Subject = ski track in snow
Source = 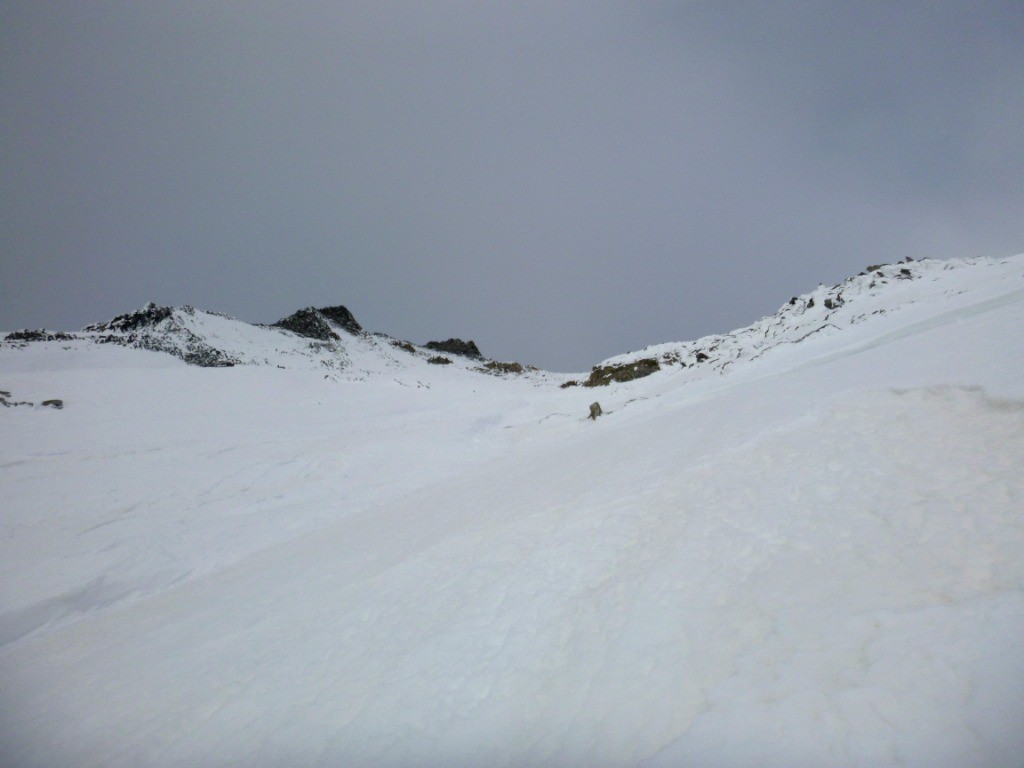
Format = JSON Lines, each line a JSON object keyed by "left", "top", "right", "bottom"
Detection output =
{"left": 1, "top": 255, "right": 1023, "bottom": 767}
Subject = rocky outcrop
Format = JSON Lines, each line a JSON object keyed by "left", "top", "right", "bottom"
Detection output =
{"left": 390, "top": 340, "right": 418, "bottom": 354}
{"left": 107, "top": 331, "right": 238, "bottom": 367}
{"left": 85, "top": 304, "right": 239, "bottom": 367}
{"left": 272, "top": 309, "right": 340, "bottom": 341}
{"left": 584, "top": 358, "right": 661, "bottom": 387}
{"left": 317, "top": 306, "right": 362, "bottom": 336}
{"left": 425, "top": 338, "right": 482, "bottom": 359}
{"left": 272, "top": 305, "right": 363, "bottom": 341}
{"left": 0, "top": 390, "right": 21, "bottom": 407}
{"left": 84, "top": 302, "right": 173, "bottom": 333}
{"left": 4, "top": 330, "right": 76, "bottom": 343}
{"left": 477, "top": 361, "right": 525, "bottom": 375}
{"left": 0, "top": 390, "right": 64, "bottom": 409}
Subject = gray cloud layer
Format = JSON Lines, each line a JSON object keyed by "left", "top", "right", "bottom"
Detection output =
{"left": 3, "top": 2, "right": 1022, "bottom": 370}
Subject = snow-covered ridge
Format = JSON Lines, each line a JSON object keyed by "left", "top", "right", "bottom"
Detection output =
{"left": 4, "top": 255, "right": 1022, "bottom": 385}
{"left": 593, "top": 254, "right": 1023, "bottom": 385}
{"left": 3, "top": 301, "right": 540, "bottom": 383}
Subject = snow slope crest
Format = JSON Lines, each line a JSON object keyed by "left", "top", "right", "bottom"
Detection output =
{"left": 593, "top": 255, "right": 1024, "bottom": 387}
{"left": 4, "top": 255, "right": 1021, "bottom": 384}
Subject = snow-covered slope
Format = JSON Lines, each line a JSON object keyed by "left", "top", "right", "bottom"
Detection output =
{"left": 588, "top": 255, "right": 1023, "bottom": 387}
{"left": 1, "top": 254, "right": 1022, "bottom": 767}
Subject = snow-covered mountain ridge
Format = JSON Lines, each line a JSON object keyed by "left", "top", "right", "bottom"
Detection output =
{"left": 5, "top": 255, "right": 1021, "bottom": 387}
{"left": 594, "top": 254, "right": 1023, "bottom": 384}
{"left": 4, "top": 301, "right": 533, "bottom": 383}
{"left": 2, "top": 253, "right": 1023, "bottom": 767}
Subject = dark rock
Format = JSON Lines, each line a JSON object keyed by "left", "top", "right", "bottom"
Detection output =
{"left": 392, "top": 340, "right": 417, "bottom": 354}
{"left": 560, "top": 380, "right": 579, "bottom": 388}
{"left": 85, "top": 302, "right": 173, "bottom": 333}
{"left": 316, "top": 305, "right": 362, "bottom": 336}
{"left": 807, "top": 298, "right": 815, "bottom": 308}
{"left": 271, "top": 305, "right": 361, "bottom": 340}
{"left": 5, "top": 330, "right": 76, "bottom": 342}
{"left": 153, "top": 337, "right": 236, "bottom": 367}
{"left": 110, "top": 333, "right": 237, "bottom": 367}
{"left": 695, "top": 352, "right": 709, "bottom": 363}
{"left": 1, "top": 390, "right": 33, "bottom": 407}
{"left": 584, "top": 358, "right": 660, "bottom": 387}
{"left": 427, "top": 355, "right": 452, "bottom": 365}
{"left": 824, "top": 294, "right": 844, "bottom": 309}
{"left": 41, "top": 399, "right": 63, "bottom": 409}
{"left": 866, "top": 263, "right": 887, "bottom": 272}
{"left": 272, "top": 308, "right": 340, "bottom": 341}
{"left": 425, "top": 338, "right": 482, "bottom": 359}
{"left": 479, "top": 361, "right": 524, "bottom": 375}
{"left": 88, "top": 306, "right": 240, "bottom": 367}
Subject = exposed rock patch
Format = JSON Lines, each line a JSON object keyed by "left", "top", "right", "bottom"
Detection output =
{"left": 4, "top": 330, "right": 76, "bottom": 343}
{"left": 584, "top": 358, "right": 660, "bottom": 387}
{"left": 391, "top": 340, "right": 418, "bottom": 355}
{"left": 85, "top": 303, "right": 173, "bottom": 333}
{"left": 0, "top": 390, "right": 64, "bottom": 409}
{"left": 272, "top": 305, "right": 363, "bottom": 342}
{"left": 0, "top": 390, "right": 30, "bottom": 407}
{"left": 477, "top": 361, "right": 525, "bottom": 376}
{"left": 272, "top": 309, "right": 341, "bottom": 341}
{"left": 425, "top": 338, "right": 482, "bottom": 359}
{"left": 317, "top": 306, "right": 362, "bottom": 336}
{"left": 86, "top": 305, "right": 240, "bottom": 367}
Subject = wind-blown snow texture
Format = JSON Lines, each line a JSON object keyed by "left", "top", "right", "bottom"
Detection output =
{"left": 2, "top": 256, "right": 1023, "bottom": 767}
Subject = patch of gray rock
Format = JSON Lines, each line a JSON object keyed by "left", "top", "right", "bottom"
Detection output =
{"left": 1, "top": 390, "right": 63, "bottom": 409}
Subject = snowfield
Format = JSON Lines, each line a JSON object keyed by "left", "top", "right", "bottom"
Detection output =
{"left": 1, "top": 256, "right": 1023, "bottom": 767}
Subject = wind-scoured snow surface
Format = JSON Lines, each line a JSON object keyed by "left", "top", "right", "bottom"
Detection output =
{"left": 2, "top": 256, "right": 1023, "bottom": 767}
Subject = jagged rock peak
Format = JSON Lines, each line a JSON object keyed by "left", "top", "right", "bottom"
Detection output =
{"left": 316, "top": 306, "right": 362, "bottom": 336}
{"left": 84, "top": 302, "right": 181, "bottom": 333}
{"left": 272, "top": 309, "right": 338, "bottom": 341}
{"left": 76, "top": 303, "right": 238, "bottom": 368}
{"left": 272, "top": 305, "right": 362, "bottom": 341}
{"left": 425, "top": 338, "right": 483, "bottom": 359}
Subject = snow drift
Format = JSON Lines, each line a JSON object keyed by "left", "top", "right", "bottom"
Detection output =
{"left": 1, "top": 255, "right": 1023, "bottom": 767}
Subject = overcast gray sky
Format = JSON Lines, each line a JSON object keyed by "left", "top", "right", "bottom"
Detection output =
{"left": 2, "top": 1, "right": 1022, "bottom": 371}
